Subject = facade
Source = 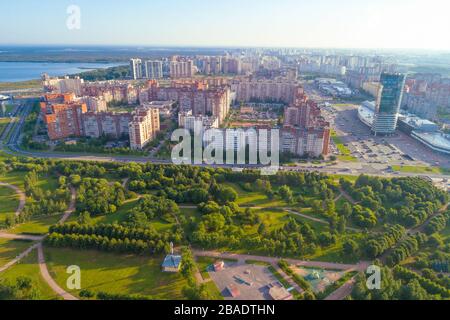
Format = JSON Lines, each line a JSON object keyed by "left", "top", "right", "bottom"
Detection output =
{"left": 130, "top": 58, "right": 143, "bottom": 80}
{"left": 82, "top": 81, "right": 138, "bottom": 105}
{"left": 281, "top": 89, "right": 331, "bottom": 157}
{"left": 82, "top": 112, "right": 132, "bottom": 138}
{"left": 144, "top": 80, "right": 231, "bottom": 125}
{"left": 129, "top": 106, "right": 160, "bottom": 150}
{"left": 42, "top": 74, "right": 84, "bottom": 96}
{"left": 144, "top": 60, "right": 163, "bottom": 79}
{"left": 235, "top": 78, "right": 301, "bottom": 104}
{"left": 43, "top": 103, "right": 87, "bottom": 140}
{"left": 78, "top": 96, "right": 107, "bottom": 113}
{"left": 372, "top": 73, "right": 406, "bottom": 136}
{"left": 169, "top": 57, "right": 194, "bottom": 78}
{"left": 178, "top": 111, "right": 219, "bottom": 133}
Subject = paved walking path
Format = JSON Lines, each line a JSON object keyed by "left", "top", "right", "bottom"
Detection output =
{"left": 0, "top": 182, "right": 26, "bottom": 217}
{"left": 37, "top": 243, "right": 78, "bottom": 300}
{"left": 0, "top": 243, "right": 39, "bottom": 273}
{"left": 324, "top": 276, "right": 357, "bottom": 300}
{"left": 0, "top": 185, "right": 79, "bottom": 300}
{"left": 0, "top": 232, "right": 44, "bottom": 241}
{"left": 58, "top": 186, "right": 77, "bottom": 224}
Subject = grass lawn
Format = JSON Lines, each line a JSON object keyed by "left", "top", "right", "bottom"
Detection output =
{"left": 0, "top": 185, "right": 19, "bottom": 223}
{"left": 304, "top": 233, "right": 366, "bottom": 264}
{"left": 0, "top": 238, "right": 34, "bottom": 267}
{"left": 0, "top": 80, "right": 41, "bottom": 91}
{"left": 391, "top": 165, "right": 450, "bottom": 175}
{"left": 44, "top": 247, "right": 188, "bottom": 299}
{"left": 0, "top": 171, "right": 27, "bottom": 190}
{"left": 0, "top": 249, "right": 58, "bottom": 300}
{"left": 225, "top": 182, "right": 288, "bottom": 208}
{"left": 331, "top": 130, "right": 357, "bottom": 162}
{"left": 196, "top": 256, "right": 215, "bottom": 280}
{"left": 92, "top": 198, "right": 140, "bottom": 225}
{"left": 7, "top": 214, "right": 63, "bottom": 235}
{"left": 202, "top": 281, "right": 223, "bottom": 300}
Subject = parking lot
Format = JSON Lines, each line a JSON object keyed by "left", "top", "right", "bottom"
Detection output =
{"left": 323, "top": 103, "right": 450, "bottom": 168}
{"left": 208, "top": 262, "right": 280, "bottom": 300}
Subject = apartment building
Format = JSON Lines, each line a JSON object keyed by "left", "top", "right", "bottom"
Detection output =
{"left": 235, "top": 78, "right": 301, "bottom": 104}
{"left": 143, "top": 80, "right": 231, "bottom": 125}
{"left": 82, "top": 112, "right": 132, "bottom": 138}
{"left": 130, "top": 58, "right": 143, "bottom": 80}
{"left": 281, "top": 90, "right": 331, "bottom": 157}
{"left": 129, "top": 106, "right": 161, "bottom": 150}
{"left": 144, "top": 60, "right": 163, "bottom": 79}
{"left": 169, "top": 57, "right": 194, "bottom": 78}
{"left": 43, "top": 102, "right": 87, "bottom": 140}
{"left": 42, "top": 74, "right": 84, "bottom": 96}
{"left": 78, "top": 96, "right": 108, "bottom": 113}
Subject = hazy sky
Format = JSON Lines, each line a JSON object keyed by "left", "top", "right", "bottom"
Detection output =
{"left": 1, "top": 0, "right": 449, "bottom": 50}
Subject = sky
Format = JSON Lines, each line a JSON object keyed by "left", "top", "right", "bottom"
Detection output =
{"left": 1, "top": 0, "right": 449, "bottom": 50}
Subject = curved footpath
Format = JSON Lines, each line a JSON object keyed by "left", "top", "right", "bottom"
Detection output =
{"left": 0, "top": 184, "right": 79, "bottom": 300}
{"left": 0, "top": 182, "right": 26, "bottom": 217}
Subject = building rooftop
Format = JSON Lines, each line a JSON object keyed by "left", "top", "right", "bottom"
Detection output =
{"left": 412, "top": 131, "right": 450, "bottom": 151}
{"left": 162, "top": 255, "right": 182, "bottom": 269}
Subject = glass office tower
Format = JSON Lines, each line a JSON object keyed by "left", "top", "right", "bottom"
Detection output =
{"left": 372, "top": 73, "right": 406, "bottom": 136}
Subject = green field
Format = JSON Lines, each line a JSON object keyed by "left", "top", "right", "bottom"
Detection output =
{"left": 0, "top": 238, "right": 34, "bottom": 267}
{"left": 0, "top": 80, "right": 41, "bottom": 91}
{"left": 44, "top": 247, "right": 188, "bottom": 299}
{"left": 7, "top": 214, "right": 64, "bottom": 235}
{"left": 0, "top": 186, "right": 19, "bottom": 222}
{"left": 331, "top": 130, "right": 357, "bottom": 162}
{"left": 0, "top": 249, "right": 58, "bottom": 300}
{"left": 391, "top": 165, "right": 450, "bottom": 175}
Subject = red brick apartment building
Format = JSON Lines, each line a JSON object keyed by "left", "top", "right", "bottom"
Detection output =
{"left": 41, "top": 94, "right": 87, "bottom": 140}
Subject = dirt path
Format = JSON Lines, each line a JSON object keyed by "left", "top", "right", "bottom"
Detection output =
{"left": 0, "top": 182, "right": 26, "bottom": 217}
{"left": 284, "top": 209, "right": 361, "bottom": 232}
{"left": 37, "top": 243, "right": 78, "bottom": 300}
{"left": 58, "top": 186, "right": 76, "bottom": 224}
{"left": 0, "top": 232, "right": 44, "bottom": 241}
{"left": 0, "top": 243, "right": 39, "bottom": 273}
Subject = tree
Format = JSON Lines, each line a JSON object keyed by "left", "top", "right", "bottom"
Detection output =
{"left": 279, "top": 185, "right": 294, "bottom": 204}
{"left": 77, "top": 211, "right": 92, "bottom": 225}
{"left": 213, "top": 186, "right": 237, "bottom": 205}
{"left": 343, "top": 239, "right": 359, "bottom": 257}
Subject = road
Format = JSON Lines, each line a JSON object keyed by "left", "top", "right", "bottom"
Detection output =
{"left": 3, "top": 103, "right": 450, "bottom": 183}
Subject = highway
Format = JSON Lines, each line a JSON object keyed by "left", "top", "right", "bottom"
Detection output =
{"left": 2, "top": 102, "right": 450, "bottom": 183}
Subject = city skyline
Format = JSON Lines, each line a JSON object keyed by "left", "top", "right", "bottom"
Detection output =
{"left": 1, "top": 0, "right": 450, "bottom": 51}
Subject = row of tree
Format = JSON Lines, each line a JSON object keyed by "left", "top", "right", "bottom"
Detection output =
{"left": 364, "top": 224, "right": 406, "bottom": 258}
{"left": 46, "top": 232, "right": 171, "bottom": 255}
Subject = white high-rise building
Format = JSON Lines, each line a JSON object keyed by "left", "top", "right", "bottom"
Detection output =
{"left": 130, "top": 58, "right": 143, "bottom": 80}
{"left": 145, "top": 61, "right": 163, "bottom": 79}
